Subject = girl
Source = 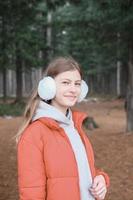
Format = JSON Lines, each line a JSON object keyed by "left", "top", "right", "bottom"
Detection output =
{"left": 17, "top": 57, "right": 109, "bottom": 200}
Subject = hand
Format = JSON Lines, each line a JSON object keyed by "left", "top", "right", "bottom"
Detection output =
{"left": 89, "top": 175, "right": 107, "bottom": 200}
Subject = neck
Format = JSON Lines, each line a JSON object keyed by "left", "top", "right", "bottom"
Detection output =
{"left": 50, "top": 101, "right": 68, "bottom": 115}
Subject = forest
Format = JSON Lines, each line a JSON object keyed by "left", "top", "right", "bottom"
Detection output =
{"left": 0, "top": 1, "right": 133, "bottom": 200}
{"left": 1, "top": 0, "right": 133, "bottom": 131}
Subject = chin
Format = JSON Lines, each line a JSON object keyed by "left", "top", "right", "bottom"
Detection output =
{"left": 65, "top": 101, "right": 77, "bottom": 107}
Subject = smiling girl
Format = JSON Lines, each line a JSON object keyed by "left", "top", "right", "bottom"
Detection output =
{"left": 17, "top": 57, "right": 109, "bottom": 200}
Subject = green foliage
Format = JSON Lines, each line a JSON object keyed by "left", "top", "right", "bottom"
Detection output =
{"left": 52, "top": 1, "right": 113, "bottom": 71}
{"left": 52, "top": 0, "right": 133, "bottom": 76}
{"left": 0, "top": 102, "right": 25, "bottom": 116}
{"left": 0, "top": 0, "right": 133, "bottom": 73}
{"left": 0, "top": 0, "right": 44, "bottom": 71}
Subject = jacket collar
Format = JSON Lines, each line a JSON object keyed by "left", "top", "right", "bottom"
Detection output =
{"left": 38, "top": 110, "right": 88, "bottom": 131}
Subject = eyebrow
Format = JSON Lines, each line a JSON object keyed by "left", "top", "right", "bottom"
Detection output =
{"left": 61, "top": 78, "right": 81, "bottom": 82}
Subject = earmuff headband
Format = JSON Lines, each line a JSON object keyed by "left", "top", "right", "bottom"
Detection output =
{"left": 38, "top": 76, "right": 89, "bottom": 102}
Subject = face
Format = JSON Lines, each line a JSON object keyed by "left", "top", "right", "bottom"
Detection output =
{"left": 51, "top": 70, "right": 81, "bottom": 114}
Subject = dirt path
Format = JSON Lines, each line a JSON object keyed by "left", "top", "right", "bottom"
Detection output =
{"left": 0, "top": 99, "right": 132, "bottom": 200}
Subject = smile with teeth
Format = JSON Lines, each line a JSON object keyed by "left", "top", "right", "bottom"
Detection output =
{"left": 64, "top": 95, "right": 77, "bottom": 100}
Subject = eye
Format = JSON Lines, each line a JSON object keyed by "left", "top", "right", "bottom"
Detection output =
{"left": 62, "top": 81, "right": 70, "bottom": 85}
{"left": 75, "top": 82, "right": 81, "bottom": 86}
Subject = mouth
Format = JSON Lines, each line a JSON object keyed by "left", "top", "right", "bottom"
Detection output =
{"left": 64, "top": 95, "right": 77, "bottom": 101}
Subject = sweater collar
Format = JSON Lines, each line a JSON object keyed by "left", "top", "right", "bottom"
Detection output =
{"left": 32, "top": 100, "right": 72, "bottom": 125}
{"left": 33, "top": 100, "right": 88, "bottom": 130}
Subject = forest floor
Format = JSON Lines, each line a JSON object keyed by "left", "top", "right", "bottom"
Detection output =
{"left": 0, "top": 98, "right": 132, "bottom": 200}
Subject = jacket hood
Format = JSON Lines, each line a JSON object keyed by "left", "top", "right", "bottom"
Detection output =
{"left": 32, "top": 100, "right": 88, "bottom": 129}
{"left": 33, "top": 100, "right": 73, "bottom": 125}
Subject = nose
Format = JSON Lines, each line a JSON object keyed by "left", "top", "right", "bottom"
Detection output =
{"left": 69, "top": 83, "right": 77, "bottom": 93}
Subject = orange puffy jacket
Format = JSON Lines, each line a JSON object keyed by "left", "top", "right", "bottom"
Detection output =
{"left": 17, "top": 110, "right": 109, "bottom": 200}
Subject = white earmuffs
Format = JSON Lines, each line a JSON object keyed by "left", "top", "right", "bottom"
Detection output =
{"left": 77, "top": 79, "right": 89, "bottom": 102}
{"left": 38, "top": 76, "right": 89, "bottom": 102}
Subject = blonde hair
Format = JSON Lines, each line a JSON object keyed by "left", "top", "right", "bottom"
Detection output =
{"left": 16, "top": 88, "right": 40, "bottom": 142}
{"left": 16, "top": 56, "right": 82, "bottom": 142}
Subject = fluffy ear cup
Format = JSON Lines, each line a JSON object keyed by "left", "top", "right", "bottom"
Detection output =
{"left": 77, "top": 80, "right": 89, "bottom": 102}
{"left": 38, "top": 76, "right": 56, "bottom": 100}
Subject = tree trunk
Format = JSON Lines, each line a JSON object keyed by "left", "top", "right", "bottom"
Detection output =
{"left": 126, "top": 41, "right": 133, "bottom": 132}
{"left": 117, "top": 61, "right": 121, "bottom": 97}
{"left": 46, "top": 10, "right": 53, "bottom": 62}
{"left": 121, "top": 64, "right": 128, "bottom": 97}
{"left": 41, "top": 10, "right": 53, "bottom": 69}
{"left": 1, "top": 16, "right": 7, "bottom": 102}
{"left": 2, "top": 67, "right": 7, "bottom": 102}
{"left": 15, "top": 46, "right": 23, "bottom": 102}
{"left": 116, "top": 32, "right": 121, "bottom": 97}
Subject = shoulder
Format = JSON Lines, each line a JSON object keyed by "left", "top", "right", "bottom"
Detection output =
{"left": 72, "top": 109, "right": 88, "bottom": 126}
{"left": 18, "top": 120, "right": 50, "bottom": 147}
{"left": 72, "top": 109, "right": 88, "bottom": 118}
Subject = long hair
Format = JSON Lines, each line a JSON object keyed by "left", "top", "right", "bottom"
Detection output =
{"left": 16, "top": 56, "right": 82, "bottom": 142}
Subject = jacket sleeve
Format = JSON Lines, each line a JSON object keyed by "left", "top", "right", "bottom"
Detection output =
{"left": 17, "top": 129, "right": 46, "bottom": 200}
{"left": 82, "top": 131, "right": 110, "bottom": 188}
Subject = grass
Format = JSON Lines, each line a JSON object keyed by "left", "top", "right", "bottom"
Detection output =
{"left": 0, "top": 95, "right": 123, "bottom": 117}
{"left": 0, "top": 102, "right": 25, "bottom": 116}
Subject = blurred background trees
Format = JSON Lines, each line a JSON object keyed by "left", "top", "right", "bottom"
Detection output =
{"left": 0, "top": 0, "right": 133, "bottom": 131}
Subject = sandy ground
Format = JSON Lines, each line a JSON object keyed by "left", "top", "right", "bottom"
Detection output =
{"left": 0, "top": 99, "right": 132, "bottom": 200}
